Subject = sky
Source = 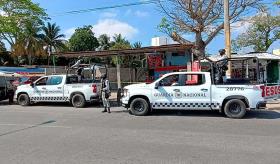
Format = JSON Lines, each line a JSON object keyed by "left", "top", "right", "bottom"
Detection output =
{"left": 32, "top": 0, "right": 279, "bottom": 55}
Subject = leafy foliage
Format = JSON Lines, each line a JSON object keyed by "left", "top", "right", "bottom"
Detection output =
{"left": 42, "top": 22, "right": 66, "bottom": 65}
{"left": 233, "top": 11, "right": 280, "bottom": 52}
{"left": 110, "top": 34, "right": 131, "bottom": 50}
{"left": 0, "top": 0, "right": 47, "bottom": 46}
{"left": 0, "top": 41, "right": 12, "bottom": 65}
{"left": 42, "top": 22, "right": 66, "bottom": 53}
{"left": 98, "top": 34, "right": 111, "bottom": 51}
{"left": 69, "top": 25, "right": 99, "bottom": 52}
{"left": 132, "top": 42, "right": 142, "bottom": 49}
{"left": 0, "top": 41, "right": 5, "bottom": 52}
{"left": 110, "top": 34, "right": 131, "bottom": 67}
{"left": 12, "top": 22, "right": 45, "bottom": 65}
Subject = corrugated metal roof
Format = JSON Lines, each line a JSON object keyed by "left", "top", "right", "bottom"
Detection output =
{"left": 202, "top": 53, "right": 280, "bottom": 62}
{"left": 232, "top": 53, "right": 280, "bottom": 60}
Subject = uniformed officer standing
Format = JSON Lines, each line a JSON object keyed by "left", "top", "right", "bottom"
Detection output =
{"left": 101, "top": 74, "right": 111, "bottom": 113}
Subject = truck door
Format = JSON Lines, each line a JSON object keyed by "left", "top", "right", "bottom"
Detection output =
{"left": 32, "top": 77, "right": 48, "bottom": 101}
{"left": 45, "top": 76, "right": 64, "bottom": 101}
{"left": 152, "top": 73, "right": 211, "bottom": 110}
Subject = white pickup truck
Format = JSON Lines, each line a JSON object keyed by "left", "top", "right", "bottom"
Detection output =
{"left": 15, "top": 74, "right": 101, "bottom": 108}
{"left": 121, "top": 72, "right": 267, "bottom": 118}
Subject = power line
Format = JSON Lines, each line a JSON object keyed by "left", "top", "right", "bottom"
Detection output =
{"left": 51, "top": 1, "right": 156, "bottom": 17}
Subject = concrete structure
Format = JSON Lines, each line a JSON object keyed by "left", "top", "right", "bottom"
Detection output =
{"left": 151, "top": 37, "right": 169, "bottom": 46}
{"left": 273, "top": 49, "right": 280, "bottom": 55}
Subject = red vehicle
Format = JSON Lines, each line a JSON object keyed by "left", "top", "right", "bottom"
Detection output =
{"left": 12, "top": 76, "right": 41, "bottom": 88}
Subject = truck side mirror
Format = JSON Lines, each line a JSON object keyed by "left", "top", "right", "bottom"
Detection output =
{"left": 155, "top": 82, "right": 159, "bottom": 89}
{"left": 30, "top": 83, "right": 34, "bottom": 88}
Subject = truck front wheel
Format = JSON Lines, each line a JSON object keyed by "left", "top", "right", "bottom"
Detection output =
{"left": 71, "top": 94, "right": 86, "bottom": 108}
{"left": 224, "top": 99, "right": 246, "bottom": 119}
{"left": 18, "top": 94, "right": 30, "bottom": 106}
{"left": 130, "top": 98, "right": 149, "bottom": 116}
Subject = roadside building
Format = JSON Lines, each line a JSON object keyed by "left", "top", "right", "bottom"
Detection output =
{"left": 57, "top": 38, "right": 195, "bottom": 88}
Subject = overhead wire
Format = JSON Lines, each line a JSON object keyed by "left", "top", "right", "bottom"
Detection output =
{"left": 50, "top": 0, "right": 157, "bottom": 17}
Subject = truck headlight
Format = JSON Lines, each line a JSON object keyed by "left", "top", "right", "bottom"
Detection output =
{"left": 123, "top": 89, "right": 128, "bottom": 97}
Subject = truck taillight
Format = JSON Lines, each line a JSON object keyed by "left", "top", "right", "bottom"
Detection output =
{"left": 253, "top": 85, "right": 261, "bottom": 90}
{"left": 92, "top": 84, "right": 97, "bottom": 93}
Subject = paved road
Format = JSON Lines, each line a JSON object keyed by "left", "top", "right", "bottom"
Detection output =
{"left": 0, "top": 102, "right": 280, "bottom": 164}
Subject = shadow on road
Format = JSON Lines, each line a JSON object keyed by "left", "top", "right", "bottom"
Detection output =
{"left": 151, "top": 110, "right": 222, "bottom": 118}
{"left": 14, "top": 101, "right": 120, "bottom": 108}
{"left": 245, "top": 111, "right": 280, "bottom": 119}
{"left": 149, "top": 110, "right": 280, "bottom": 119}
{"left": 0, "top": 120, "right": 56, "bottom": 137}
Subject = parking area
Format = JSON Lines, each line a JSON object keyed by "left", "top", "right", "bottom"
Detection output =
{"left": 0, "top": 102, "right": 280, "bottom": 164}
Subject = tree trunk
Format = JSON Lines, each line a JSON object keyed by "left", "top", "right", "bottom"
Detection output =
{"left": 47, "top": 46, "right": 52, "bottom": 66}
{"left": 28, "top": 54, "right": 32, "bottom": 65}
{"left": 194, "top": 32, "right": 206, "bottom": 58}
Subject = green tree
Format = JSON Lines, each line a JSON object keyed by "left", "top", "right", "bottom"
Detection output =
{"left": 233, "top": 11, "right": 280, "bottom": 52}
{"left": 98, "top": 34, "right": 111, "bottom": 50}
{"left": 132, "top": 41, "right": 142, "bottom": 49}
{"left": 157, "top": 0, "right": 261, "bottom": 57}
{"left": 110, "top": 34, "right": 131, "bottom": 50}
{"left": 12, "top": 23, "right": 45, "bottom": 65}
{"left": 0, "top": 0, "right": 46, "bottom": 47}
{"left": 0, "top": 41, "right": 5, "bottom": 52}
{"left": 69, "top": 25, "right": 99, "bottom": 51}
{"left": 0, "top": 41, "right": 11, "bottom": 65}
{"left": 110, "top": 34, "right": 131, "bottom": 67}
{"left": 42, "top": 22, "right": 66, "bottom": 65}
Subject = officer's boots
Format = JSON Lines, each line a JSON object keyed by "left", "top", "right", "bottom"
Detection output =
{"left": 107, "top": 107, "right": 111, "bottom": 113}
{"left": 102, "top": 107, "right": 107, "bottom": 113}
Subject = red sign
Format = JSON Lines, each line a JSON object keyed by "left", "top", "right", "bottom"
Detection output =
{"left": 260, "top": 85, "right": 280, "bottom": 97}
{"left": 147, "top": 55, "right": 162, "bottom": 68}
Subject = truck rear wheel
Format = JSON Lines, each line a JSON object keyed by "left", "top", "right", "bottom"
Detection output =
{"left": 72, "top": 94, "right": 85, "bottom": 108}
{"left": 18, "top": 94, "right": 30, "bottom": 106}
{"left": 224, "top": 99, "right": 246, "bottom": 119}
{"left": 130, "top": 98, "right": 149, "bottom": 116}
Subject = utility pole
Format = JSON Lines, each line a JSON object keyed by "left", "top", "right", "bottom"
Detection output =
{"left": 224, "top": 0, "right": 232, "bottom": 78}
{"left": 116, "top": 54, "right": 121, "bottom": 89}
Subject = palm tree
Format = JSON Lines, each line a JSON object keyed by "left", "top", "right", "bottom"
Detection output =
{"left": 11, "top": 22, "right": 45, "bottom": 65}
{"left": 24, "top": 23, "right": 45, "bottom": 65}
{"left": 42, "top": 22, "right": 65, "bottom": 65}
{"left": 110, "top": 34, "right": 131, "bottom": 50}
{"left": 132, "top": 41, "right": 142, "bottom": 49}
{"left": 98, "top": 34, "right": 111, "bottom": 50}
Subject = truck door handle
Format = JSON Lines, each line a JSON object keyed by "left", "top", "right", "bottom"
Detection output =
{"left": 42, "top": 87, "right": 46, "bottom": 90}
{"left": 201, "top": 88, "right": 208, "bottom": 92}
{"left": 173, "top": 89, "right": 180, "bottom": 92}
{"left": 57, "top": 87, "right": 62, "bottom": 89}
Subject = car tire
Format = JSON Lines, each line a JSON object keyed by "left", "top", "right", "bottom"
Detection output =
{"left": 224, "top": 99, "right": 246, "bottom": 119}
{"left": 71, "top": 94, "right": 86, "bottom": 108}
{"left": 130, "top": 98, "right": 149, "bottom": 116}
{"left": 18, "top": 94, "right": 30, "bottom": 106}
